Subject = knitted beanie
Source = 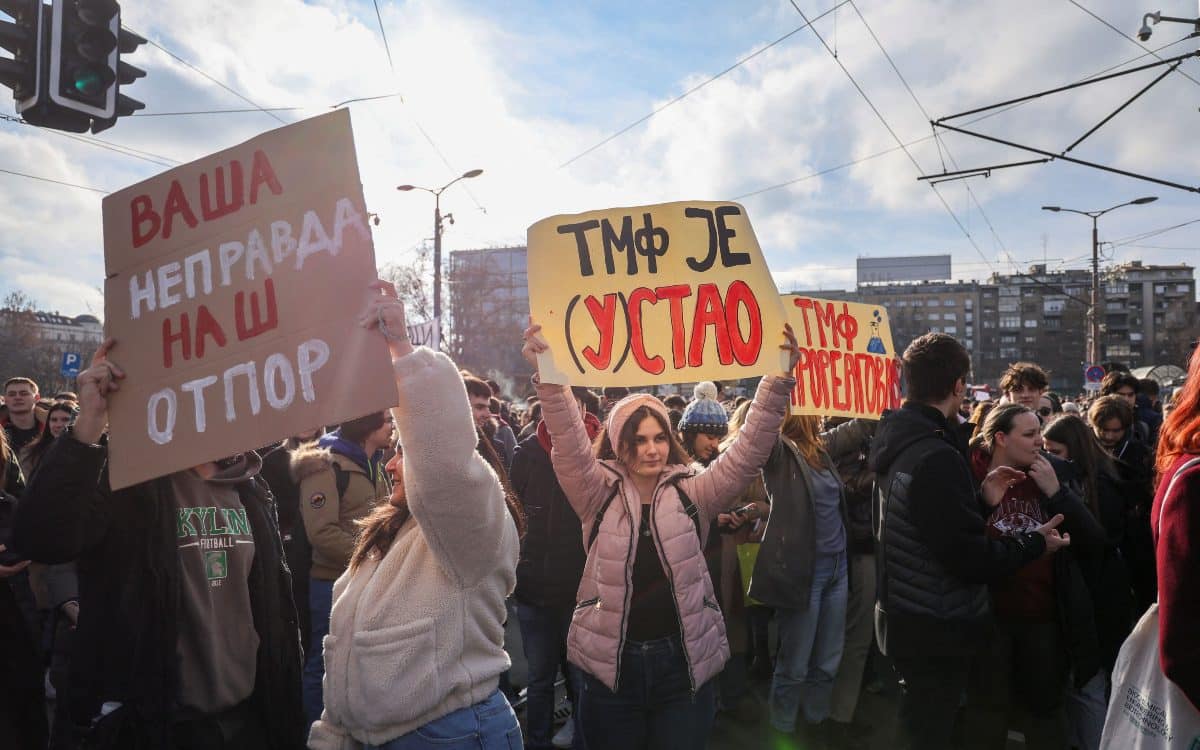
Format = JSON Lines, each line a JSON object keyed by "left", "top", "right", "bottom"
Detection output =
{"left": 605, "top": 394, "right": 672, "bottom": 448}
{"left": 678, "top": 382, "right": 728, "bottom": 436}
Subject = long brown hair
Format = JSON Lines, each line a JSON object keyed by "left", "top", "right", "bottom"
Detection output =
{"left": 349, "top": 425, "right": 526, "bottom": 573}
{"left": 1042, "top": 413, "right": 1117, "bottom": 518}
{"left": 593, "top": 405, "right": 690, "bottom": 466}
{"left": 970, "top": 403, "right": 1031, "bottom": 454}
{"left": 781, "top": 413, "right": 827, "bottom": 469}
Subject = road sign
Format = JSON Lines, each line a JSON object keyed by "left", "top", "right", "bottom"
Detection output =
{"left": 60, "top": 351, "right": 81, "bottom": 378}
{"left": 1085, "top": 365, "right": 1105, "bottom": 384}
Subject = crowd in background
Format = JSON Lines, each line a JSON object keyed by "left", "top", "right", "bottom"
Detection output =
{"left": 0, "top": 298, "right": 1197, "bottom": 750}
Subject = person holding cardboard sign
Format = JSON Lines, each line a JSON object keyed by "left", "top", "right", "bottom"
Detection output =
{"left": 11, "top": 338, "right": 306, "bottom": 750}
{"left": 308, "top": 281, "right": 525, "bottom": 750}
{"left": 521, "top": 320, "right": 799, "bottom": 750}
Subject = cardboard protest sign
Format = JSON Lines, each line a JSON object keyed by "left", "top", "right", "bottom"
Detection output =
{"left": 101, "top": 109, "right": 397, "bottom": 490}
{"left": 783, "top": 294, "right": 901, "bottom": 419}
{"left": 527, "top": 201, "right": 788, "bottom": 387}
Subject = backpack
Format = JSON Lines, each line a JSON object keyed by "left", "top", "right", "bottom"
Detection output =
{"left": 585, "top": 477, "right": 701, "bottom": 551}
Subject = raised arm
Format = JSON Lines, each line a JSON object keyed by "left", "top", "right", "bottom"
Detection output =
{"left": 523, "top": 322, "right": 612, "bottom": 520}
{"left": 362, "top": 283, "right": 514, "bottom": 587}
{"left": 681, "top": 325, "right": 801, "bottom": 517}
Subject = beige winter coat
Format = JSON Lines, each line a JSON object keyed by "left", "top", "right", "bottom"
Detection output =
{"left": 307, "top": 347, "right": 519, "bottom": 750}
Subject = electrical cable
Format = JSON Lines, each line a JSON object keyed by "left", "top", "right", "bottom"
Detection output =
{"left": 1066, "top": 0, "right": 1200, "bottom": 88}
{"left": 848, "top": 0, "right": 1011, "bottom": 261}
{"left": 786, "top": 0, "right": 996, "bottom": 273}
{"left": 557, "top": 0, "right": 852, "bottom": 169}
{"left": 126, "top": 27, "right": 288, "bottom": 125}
{"left": 730, "top": 34, "right": 1195, "bottom": 203}
{"left": 1109, "top": 217, "right": 1200, "bottom": 246}
{"left": 0, "top": 166, "right": 106, "bottom": 192}
{"left": 1, "top": 113, "right": 180, "bottom": 167}
{"left": 372, "top": 0, "right": 395, "bottom": 73}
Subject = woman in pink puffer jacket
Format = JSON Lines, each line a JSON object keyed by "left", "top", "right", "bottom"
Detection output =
{"left": 521, "top": 323, "right": 799, "bottom": 750}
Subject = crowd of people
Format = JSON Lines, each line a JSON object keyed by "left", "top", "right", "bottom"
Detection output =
{"left": 0, "top": 285, "right": 1196, "bottom": 750}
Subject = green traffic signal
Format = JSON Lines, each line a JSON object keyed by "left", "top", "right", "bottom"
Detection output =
{"left": 71, "top": 67, "right": 110, "bottom": 96}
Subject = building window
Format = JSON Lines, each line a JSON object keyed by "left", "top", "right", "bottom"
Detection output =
{"left": 999, "top": 300, "right": 1018, "bottom": 313}
{"left": 1179, "top": 284, "right": 1191, "bottom": 293}
{"left": 965, "top": 300, "right": 974, "bottom": 310}
{"left": 944, "top": 326, "right": 957, "bottom": 335}
{"left": 1000, "top": 347, "right": 1019, "bottom": 358}
{"left": 928, "top": 313, "right": 940, "bottom": 321}
{"left": 944, "top": 312, "right": 957, "bottom": 321}
{"left": 943, "top": 299, "right": 957, "bottom": 307}
{"left": 927, "top": 299, "right": 939, "bottom": 308}
{"left": 1000, "top": 315, "right": 1020, "bottom": 328}
{"left": 983, "top": 320, "right": 996, "bottom": 329}
{"left": 1023, "top": 319, "right": 1038, "bottom": 328}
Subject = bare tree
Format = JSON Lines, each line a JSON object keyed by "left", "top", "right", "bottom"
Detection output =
{"left": 379, "top": 243, "right": 434, "bottom": 325}
{"left": 0, "top": 291, "right": 67, "bottom": 391}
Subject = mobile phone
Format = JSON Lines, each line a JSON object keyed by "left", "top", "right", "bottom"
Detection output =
{"left": 731, "top": 503, "right": 758, "bottom": 518}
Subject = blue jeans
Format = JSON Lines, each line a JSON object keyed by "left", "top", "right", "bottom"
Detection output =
{"left": 577, "top": 636, "right": 715, "bottom": 750}
{"left": 769, "top": 552, "right": 848, "bottom": 732}
{"left": 515, "top": 602, "right": 583, "bottom": 750}
{"left": 303, "top": 578, "right": 335, "bottom": 728}
{"left": 364, "top": 690, "right": 523, "bottom": 750}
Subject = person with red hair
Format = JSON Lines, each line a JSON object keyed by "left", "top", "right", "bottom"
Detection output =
{"left": 1151, "top": 347, "right": 1200, "bottom": 710}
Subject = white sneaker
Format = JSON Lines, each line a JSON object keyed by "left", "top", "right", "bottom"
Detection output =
{"left": 551, "top": 719, "right": 574, "bottom": 749}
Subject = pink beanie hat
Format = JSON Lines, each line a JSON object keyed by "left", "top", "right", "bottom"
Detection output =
{"left": 605, "top": 393, "right": 671, "bottom": 451}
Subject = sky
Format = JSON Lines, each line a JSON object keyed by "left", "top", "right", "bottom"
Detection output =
{"left": 2, "top": 0, "right": 1199, "bottom": 319}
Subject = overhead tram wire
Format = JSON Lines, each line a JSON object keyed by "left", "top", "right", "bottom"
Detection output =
{"left": 848, "top": 0, "right": 1011, "bottom": 260}
{"left": 0, "top": 114, "right": 180, "bottom": 168}
{"left": 785, "top": 0, "right": 996, "bottom": 274}
{"left": 1109, "top": 217, "right": 1200, "bottom": 247}
{"left": 729, "top": 33, "right": 1192, "bottom": 202}
{"left": 1067, "top": 0, "right": 1200, "bottom": 89}
{"left": 557, "top": 0, "right": 852, "bottom": 169}
{"left": 125, "top": 27, "right": 288, "bottom": 125}
{"left": 0, "top": 166, "right": 107, "bottom": 193}
{"left": 372, "top": 0, "right": 395, "bottom": 72}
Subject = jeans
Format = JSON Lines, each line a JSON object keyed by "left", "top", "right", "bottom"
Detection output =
{"left": 1065, "top": 670, "right": 1107, "bottom": 750}
{"left": 769, "top": 552, "right": 848, "bottom": 732}
{"left": 577, "top": 636, "right": 715, "bottom": 750}
{"left": 515, "top": 602, "right": 582, "bottom": 750}
{"left": 364, "top": 690, "right": 523, "bottom": 750}
{"left": 830, "top": 552, "right": 875, "bottom": 724}
{"left": 303, "top": 578, "right": 335, "bottom": 728}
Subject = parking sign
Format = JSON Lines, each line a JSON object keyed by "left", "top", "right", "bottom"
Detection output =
{"left": 60, "top": 352, "right": 82, "bottom": 379}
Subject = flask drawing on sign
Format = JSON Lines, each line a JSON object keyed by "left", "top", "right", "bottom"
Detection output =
{"left": 866, "top": 309, "right": 887, "bottom": 355}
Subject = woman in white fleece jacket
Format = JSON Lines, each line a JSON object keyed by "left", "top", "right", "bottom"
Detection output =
{"left": 308, "top": 283, "right": 524, "bottom": 750}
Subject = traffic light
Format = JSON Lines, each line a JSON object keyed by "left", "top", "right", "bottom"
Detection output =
{"left": 48, "top": 0, "right": 145, "bottom": 132}
{"left": 0, "top": 0, "right": 44, "bottom": 109}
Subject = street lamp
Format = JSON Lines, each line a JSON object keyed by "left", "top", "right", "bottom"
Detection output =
{"left": 1041, "top": 196, "right": 1157, "bottom": 367}
{"left": 397, "top": 168, "right": 484, "bottom": 328}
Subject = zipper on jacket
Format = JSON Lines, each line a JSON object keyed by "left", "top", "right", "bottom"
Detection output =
{"left": 613, "top": 482, "right": 635, "bottom": 691}
{"left": 649, "top": 483, "right": 698, "bottom": 695}
{"left": 575, "top": 596, "right": 599, "bottom": 610}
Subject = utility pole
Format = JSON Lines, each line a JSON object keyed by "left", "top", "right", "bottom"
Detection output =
{"left": 1043, "top": 196, "right": 1157, "bottom": 367}
{"left": 397, "top": 169, "right": 483, "bottom": 335}
{"left": 1090, "top": 218, "right": 1099, "bottom": 367}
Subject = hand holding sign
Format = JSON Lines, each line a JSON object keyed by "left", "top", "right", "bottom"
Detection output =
{"left": 522, "top": 321, "right": 548, "bottom": 370}
{"left": 74, "top": 338, "right": 127, "bottom": 445}
{"left": 359, "top": 280, "right": 414, "bottom": 361}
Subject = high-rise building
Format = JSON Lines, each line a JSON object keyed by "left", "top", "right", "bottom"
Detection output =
{"left": 447, "top": 246, "right": 531, "bottom": 394}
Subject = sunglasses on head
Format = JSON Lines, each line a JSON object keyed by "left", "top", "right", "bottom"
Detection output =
{"left": 1037, "top": 407, "right": 1052, "bottom": 417}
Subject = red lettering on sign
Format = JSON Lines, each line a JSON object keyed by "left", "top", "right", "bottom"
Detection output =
{"left": 655, "top": 284, "right": 692, "bottom": 369}
{"left": 248, "top": 149, "right": 283, "bottom": 204}
{"left": 628, "top": 287, "right": 665, "bottom": 375}
{"left": 161, "top": 179, "right": 199, "bottom": 244}
{"left": 235, "top": 279, "right": 279, "bottom": 341}
{"left": 581, "top": 294, "right": 618, "bottom": 369}
{"left": 131, "top": 194, "right": 161, "bottom": 249}
{"left": 725, "top": 280, "right": 762, "bottom": 366}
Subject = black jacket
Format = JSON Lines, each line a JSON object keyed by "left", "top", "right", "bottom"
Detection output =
{"left": 509, "top": 430, "right": 586, "bottom": 610}
{"left": 12, "top": 435, "right": 305, "bottom": 749}
{"left": 750, "top": 421, "right": 869, "bottom": 611}
{"left": 869, "top": 403, "right": 1045, "bottom": 656}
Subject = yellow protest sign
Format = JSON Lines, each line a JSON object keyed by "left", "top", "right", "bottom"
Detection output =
{"left": 783, "top": 295, "right": 901, "bottom": 419}
{"left": 527, "top": 201, "right": 787, "bottom": 387}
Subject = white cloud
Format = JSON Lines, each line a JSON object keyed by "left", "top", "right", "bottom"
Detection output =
{"left": 1, "top": 0, "right": 1197, "bottom": 326}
